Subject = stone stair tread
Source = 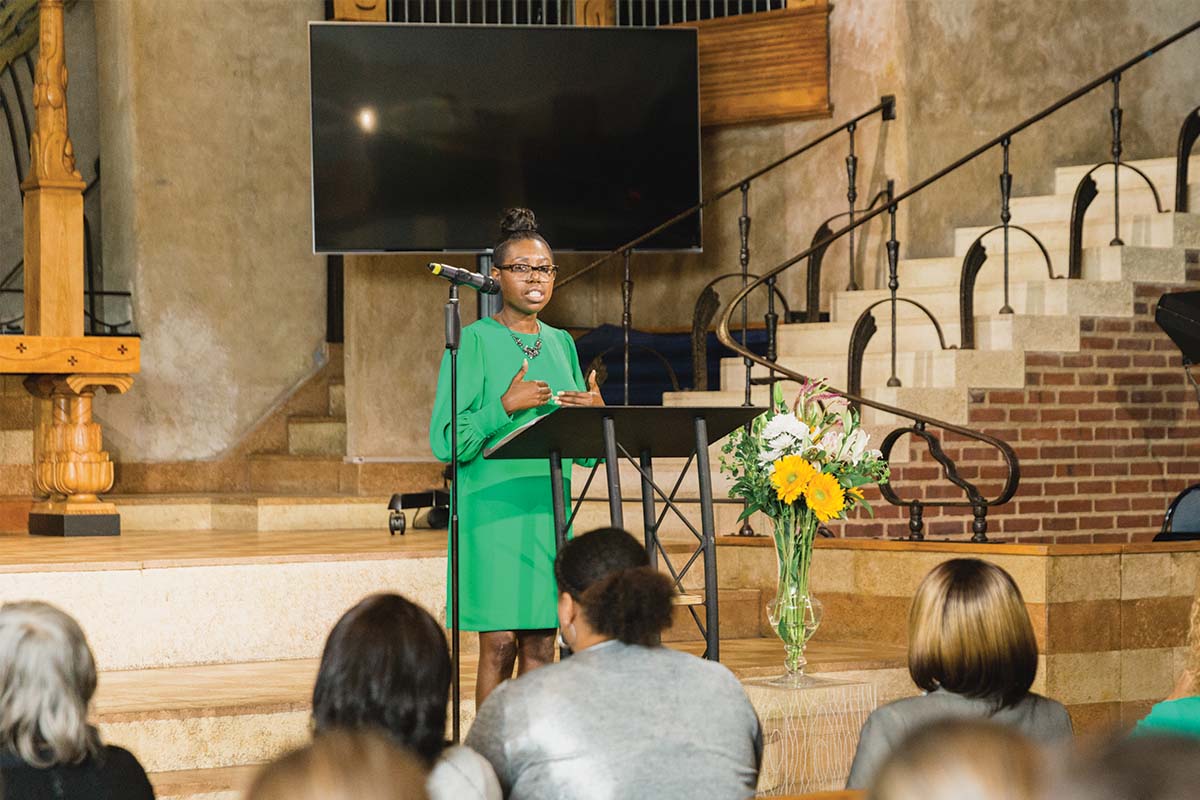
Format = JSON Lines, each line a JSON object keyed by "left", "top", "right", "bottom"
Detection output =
{"left": 107, "top": 493, "right": 389, "bottom": 505}
{"left": 150, "top": 763, "right": 257, "bottom": 799}
{"left": 287, "top": 415, "right": 346, "bottom": 424}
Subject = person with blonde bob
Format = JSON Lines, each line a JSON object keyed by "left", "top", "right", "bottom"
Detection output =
{"left": 846, "top": 558, "right": 1072, "bottom": 789}
{"left": 0, "top": 601, "right": 155, "bottom": 799}
{"left": 245, "top": 730, "right": 428, "bottom": 800}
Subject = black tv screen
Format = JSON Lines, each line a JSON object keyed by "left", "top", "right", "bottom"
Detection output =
{"left": 309, "top": 23, "right": 701, "bottom": 254}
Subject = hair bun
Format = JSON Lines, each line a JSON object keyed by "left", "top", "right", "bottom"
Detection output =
{"left": 499, "top": 207, "right": 538, "bottom": 237}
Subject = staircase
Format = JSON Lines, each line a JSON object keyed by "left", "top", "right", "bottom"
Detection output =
{"left": 667, "top": 155, "right": 1200, "bottom": 542}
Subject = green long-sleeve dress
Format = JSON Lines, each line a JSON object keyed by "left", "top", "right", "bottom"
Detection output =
{"left": 430, "top": 316, "right": 588, "bottom": 631}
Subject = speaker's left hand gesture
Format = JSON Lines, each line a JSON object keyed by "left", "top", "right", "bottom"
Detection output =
{"left": 556, "top": 370, "right": 605, "bottom": 407}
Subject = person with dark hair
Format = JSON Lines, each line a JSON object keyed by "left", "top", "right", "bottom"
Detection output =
{"left": 430, "top": 208, "right": 603, "bottom": 708}
{"left": 0, "top": 601, "right": 155, "bottom": 800}
{"left": 846, "top": 558, "right": 1072, "bottom": 789}
{"left": 311, "top": 593, "right": 500, "bottom": 800}
{"left": 465, "top": 528, "right": 761, "bottom": 799}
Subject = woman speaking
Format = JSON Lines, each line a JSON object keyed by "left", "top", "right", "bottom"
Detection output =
{"left": 430, "top": 208, "right": 603, "bottom": 707}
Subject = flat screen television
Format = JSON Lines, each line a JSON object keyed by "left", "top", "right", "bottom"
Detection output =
{"left": 309, "top": 23, "right": 701, "bottom": 254}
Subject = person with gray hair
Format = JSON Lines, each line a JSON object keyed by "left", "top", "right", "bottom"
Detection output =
{"left": 0, "top": 601, "right": 155, "bottom": 799}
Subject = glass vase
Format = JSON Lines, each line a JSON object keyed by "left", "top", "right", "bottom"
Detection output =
{"left": 766, "top": 507, "right": 824, "bottom": 685}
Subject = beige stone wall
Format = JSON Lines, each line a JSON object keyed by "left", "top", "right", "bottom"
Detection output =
{"left": 91, "top": 0, "right": 326, "bottom": 461}
{"left": 898, "top": 0, "right": 1200, "bottom": 258}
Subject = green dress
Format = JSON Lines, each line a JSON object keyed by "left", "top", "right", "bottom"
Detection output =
{"left": 430, "top": 316, "right": 589, "bottom": 631}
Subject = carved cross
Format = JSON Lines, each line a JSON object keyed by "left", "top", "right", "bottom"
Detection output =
{"left": 67, "top": 355, "right": 77, "bottom": 366}
{"left": 117, "top": 344, "right": 127, "bottom": 355}
{"left": 15, "top": 342, "right": 26, "bottom": 353}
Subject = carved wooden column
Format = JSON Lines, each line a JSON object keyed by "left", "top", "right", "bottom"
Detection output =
{"left": 3, "top": 0, "right": 140, "bottom": 536}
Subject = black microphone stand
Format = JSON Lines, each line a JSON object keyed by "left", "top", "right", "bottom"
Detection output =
{"left": 444, "top": 283, "right": 463, "bottom": 743}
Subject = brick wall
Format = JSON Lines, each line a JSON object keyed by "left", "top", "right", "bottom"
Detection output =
{"left": 846, "top": 253, "right": 1200, "bottom": 543}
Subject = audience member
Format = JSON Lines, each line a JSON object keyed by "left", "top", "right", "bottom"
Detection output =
{"left": 245, "top": 729, "right": 428, "bottom": 800}
{"left": 1045, "top": 734, "right": 1200, "bottom": 800}
{"left": 0, "top": 599, "right": 156, "bottom": 800}
{"left": 466, "top": 527, "right": 762, "bottom": 799}
{"left": 312, "top": 593, "right": 500, "bottom": 800}
{"left": 1133, "top": 590, "right": 1200, "bottom": 738}
{"left": 846, "top": 558, "right": 1072, "bottom": 789}
{"left": 868, "top": 719, "right": 1046, "bottom": 800}
{"left": 0, "top": 601, "right": 155, "bottom": 800}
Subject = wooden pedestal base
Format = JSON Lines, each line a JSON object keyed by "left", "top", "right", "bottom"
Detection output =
{"left": 29, "top": 508, "right": 120, "bottom": 537}
{"left": 24, "top": 374, "right": 133, "bottom": 537}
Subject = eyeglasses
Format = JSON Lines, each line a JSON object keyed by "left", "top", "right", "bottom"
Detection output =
{"left": 497, "top": 263, "right": 558, "bottom": 278}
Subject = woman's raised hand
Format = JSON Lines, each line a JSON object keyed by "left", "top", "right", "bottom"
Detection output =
{"left": 556, "top": 370, "right": 605, "bottom": 407}
{"left": 501, "top": 360, "right": 553, "bottom": 413}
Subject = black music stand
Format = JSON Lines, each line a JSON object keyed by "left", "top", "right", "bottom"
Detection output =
{"left": 485, "top": 406, "right": 763, "bottom": 661}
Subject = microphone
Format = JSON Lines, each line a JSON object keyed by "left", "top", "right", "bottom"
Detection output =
{"left": 428, "top": 262, "right": 500, "bottom": 294}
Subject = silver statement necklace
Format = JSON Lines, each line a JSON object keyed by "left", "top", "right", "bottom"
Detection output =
{"left": 499, "top": 317, "right": 543, "bottom": 359}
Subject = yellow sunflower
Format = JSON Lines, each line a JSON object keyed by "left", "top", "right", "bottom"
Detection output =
{"left": 805, "top": 472, "right": 846, "bottom": 522}
{"left": 847, "top": 486, "right": 864, "bottom": 500}
{"left": 770, "top": 456, "right": 817, "bottom": 504}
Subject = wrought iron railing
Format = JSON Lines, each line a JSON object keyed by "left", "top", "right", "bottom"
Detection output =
{"left": 714, "top": 18, "right": 1200, "bottom": 541}
{"left": 614, "top": 0, "right": 786, "bottom": 26}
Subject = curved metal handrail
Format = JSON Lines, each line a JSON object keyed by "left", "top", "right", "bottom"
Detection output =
{"left": 798, "top": 185, "right": 893, "bottom": 323}
{"left": 715, "top": 19, "right": 1200, "bottom": 539}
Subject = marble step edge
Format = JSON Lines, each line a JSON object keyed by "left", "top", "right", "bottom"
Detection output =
{"left": 951, "top": 212, "right": 1200, "bottom": 256}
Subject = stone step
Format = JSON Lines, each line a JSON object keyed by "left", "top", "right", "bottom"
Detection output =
{"left": 775, "top": 313, "right": 1081, "bottom": 357}
{"left": 328, "top": 381, "right": 345, "bottom": 417}
{"left": 286, "top": 416, "right": 347, "bottom": 457}
{"left": 119, "top": 634, "right": 902, "bottom": 787}
{"left": 1053, "top": 155, "right": 1199, "bottom": 198}
{"left": 1009, "top": 183, "right": 1200, "bottom": 225}
{"left": 832, "top": 278, "right": 1135, "bottom": 325}
{"left": 0, "top": 529, "right": 450, "bottom": 670}
{"left": 895, "top": 244, "right": 1187, "bottom": 291}
{"left": 109, "top": 494, "right": 390, "bottom": 532}
{"left": 721, "top": 347, "right": 1027, "bottom": 393}
{"left": 246, "top": 455, "right": 442, "bottom": 495}
{"left": 98, "top": 584, "right": 764, "bottom": 775}
{"left": 952, "top": 211, "right": 1200, "bottom": 257}
{"left": 0, "top": 428, "right": 32, "bottom": 464}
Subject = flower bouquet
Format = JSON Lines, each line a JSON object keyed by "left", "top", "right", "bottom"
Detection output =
{"left": 720, "top": 380, "right": 889, "bottom": 683}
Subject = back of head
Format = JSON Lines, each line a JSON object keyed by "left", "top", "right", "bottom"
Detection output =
{"left": 312, "top": 594, "right": 450, "bottom": 764}
{"left": 1046, "top": 735, "right": 1200, "bottom": 800}
{"left": 0, "top": 601, "right": 100, "bottom": 768}
{"left": 869, "top": 719, "right": 1045, "bottom": 800}
{"left": 494, "top": 207, "right": 550, "bottom": 263}
{"left": 245, "top": 729, "right": 429, "bottom": 800}
{"left": 555, "top": 528, "right": 675, "bottom": 647}
{"left": 908, "top": 558, "right": 1038, "bottom": 709}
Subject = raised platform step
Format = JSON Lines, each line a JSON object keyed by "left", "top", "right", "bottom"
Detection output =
{"left": 123, "top": 638, "right": 907, "bottom": 781}
{"left": 109, "top": 494, "right": 390, "bottom": 532}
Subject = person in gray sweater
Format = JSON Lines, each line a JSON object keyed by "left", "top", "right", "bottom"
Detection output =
{"left": 846, "top": 558, "right": 1073, "bottom": 790}
{"left": 466, "top": 528, "right": 762, "bottom": 800}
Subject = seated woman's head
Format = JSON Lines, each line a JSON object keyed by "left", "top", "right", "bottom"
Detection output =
{"left": 246, "top": 729, "right": 429, "bottom": 800}
{"left": 0, "top": 601, "right": 101, "bottom": 768}
{"left": 311, "top": 594, "right": 450, "bottom": 764}
{"left": 908, "top": 558, "right": 1038, "bottom": 709}
{"left": 554, "top": 528, "right": 675, "bottom": 648}
{"left": 869, "top": 719, "right": 1045, "bottom": 800}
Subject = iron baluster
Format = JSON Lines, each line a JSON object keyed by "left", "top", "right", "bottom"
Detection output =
{"left": 622, "top": 249, "right": 633, "bottom": 405}
{"left": 999, "top": 137, "right": 1014, "bottom": 314}
{"left": 739, "top": 182, "right": 752, "bottom": 406}
{"left": 845, "top": 121, "right": 859, "bottom": 290}
{"left": 886, "top": 200, "right": 900, "bottom": 387}
{"left": 1111, "top": 74, "right": 1124, "bottom": 246}
{"left": 908, "top": 502, "right": 925, "bottom": 541}
{"left": 765, "top": 275, "right": 779, "bottom": 366}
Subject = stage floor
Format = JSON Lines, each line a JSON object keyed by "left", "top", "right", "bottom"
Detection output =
{"left": 0, "top": 527, "right": 448, "bottom": 571}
